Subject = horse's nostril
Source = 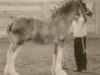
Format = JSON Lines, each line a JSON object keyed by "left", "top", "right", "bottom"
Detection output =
{"left": 87, "top": 11, "right": 92, "bottom": 17}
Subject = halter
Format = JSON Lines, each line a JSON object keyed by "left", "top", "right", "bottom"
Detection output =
{"left": 77, "top": 0, "right": 90, "bottom": 15}
{"left": 77, "top": 0, "right": 85, "bottom": 13}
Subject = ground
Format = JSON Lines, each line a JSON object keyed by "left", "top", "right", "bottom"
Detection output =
{"left": 0, "top": 38, "right": 100, "bottom": 75}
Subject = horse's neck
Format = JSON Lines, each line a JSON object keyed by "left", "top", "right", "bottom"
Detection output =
{"left": 63, "top": 12, "right": 76, "bottom": 26}
{"left": 40, "top": 12, "right": 75, "bottom": 35}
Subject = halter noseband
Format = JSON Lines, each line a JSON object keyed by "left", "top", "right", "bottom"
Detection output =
{"left": 77, "top": 0, "right": 91, "bottom": 15}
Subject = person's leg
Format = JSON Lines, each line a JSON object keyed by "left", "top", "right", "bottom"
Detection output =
{"left": 74, "top": 37, "right": 83, "bottom": 71}
{"left": 82, "top": 36, "right": 87, "bottom": 70}
{"left": 82, "top": 53, "right": 87, "bottom": 70}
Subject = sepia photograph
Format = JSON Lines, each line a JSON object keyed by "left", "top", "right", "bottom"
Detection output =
{"left": 0, "top": 0, "right": 99, "bottom": 75}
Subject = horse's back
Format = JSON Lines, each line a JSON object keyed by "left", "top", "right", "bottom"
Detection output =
{"left": 12, "top": 16, "right": 34, "bottom": 33}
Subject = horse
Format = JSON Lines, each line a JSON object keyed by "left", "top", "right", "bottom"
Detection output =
{"left": 4, "top": 0, "right": 92, "bottom": 75}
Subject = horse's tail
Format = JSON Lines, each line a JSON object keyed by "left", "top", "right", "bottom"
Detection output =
{"left": 7, "top": 16, "right": 14, "bottom": 33}
{"left": 7, "top": 23, "right": 16, "bottom": 44}
{"left": 7, "top": 23, "right": 13, "bottom": 33}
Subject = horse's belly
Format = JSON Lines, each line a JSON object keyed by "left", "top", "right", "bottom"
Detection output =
{"left": 32, "top": 34, "right": 55, "bottom": 44}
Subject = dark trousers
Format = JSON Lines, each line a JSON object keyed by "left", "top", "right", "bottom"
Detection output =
{"left": 74, "top": 36, "right": 87, "bottom": 70}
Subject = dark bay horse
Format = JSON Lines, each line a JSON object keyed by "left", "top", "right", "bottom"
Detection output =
{"left": 4, "top": 0, "right": 92, "bottom": 75}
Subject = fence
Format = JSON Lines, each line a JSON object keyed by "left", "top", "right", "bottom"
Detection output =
{"left": 0, "top": 0, "right": 96, "bottom": 37}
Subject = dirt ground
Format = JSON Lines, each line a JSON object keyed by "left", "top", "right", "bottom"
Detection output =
{"left": 0, "top": 38, "right": 100, "bottom": 75}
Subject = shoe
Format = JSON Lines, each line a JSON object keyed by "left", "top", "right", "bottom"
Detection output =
{"left": 82, "top": 69, "right": 87, "bottom": 72}
{"left": 62, "top": 67, "right": 68, "bottom": 69}
{"left": 73, "top": 69, "right": 82, "bottom": 72}
{"left": 82, "top": 68, "right": 87, "bottom": 70}
{"left": 62, "top": 66, "right": 68, "bottom": 69}
{"left": 62, "top": 64, "right": 68, "bottom": 69}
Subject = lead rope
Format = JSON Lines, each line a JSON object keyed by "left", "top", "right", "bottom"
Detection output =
{"left": 82, "top": 37, "right": 86, "bottom": 54}
{"left": 77, "top": 0, "right": 90, "bottom": 15}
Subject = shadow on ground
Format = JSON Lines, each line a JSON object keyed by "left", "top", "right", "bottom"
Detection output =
{"left": 0, "top": 38, "right": 100, "bottom": 75}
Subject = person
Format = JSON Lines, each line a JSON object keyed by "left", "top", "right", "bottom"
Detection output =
{"left": 72, "top": 12, "right": 87, "bottom": 72}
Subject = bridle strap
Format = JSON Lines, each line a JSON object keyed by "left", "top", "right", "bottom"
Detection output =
{"left": 77, "top": 0, "right": 85, "bottom": 13}
{"left": 77, "top": 0, "right": 88, "bottom": 15}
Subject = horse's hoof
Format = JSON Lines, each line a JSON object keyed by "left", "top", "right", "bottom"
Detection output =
{"left": 4, "top": 72, "right": 19, "bottom": 75}
{"left": 15, "top": 72, "right": 19, "bottom": 75}
{"left": 55, "top": 69, "right": 68, "bottom": 75}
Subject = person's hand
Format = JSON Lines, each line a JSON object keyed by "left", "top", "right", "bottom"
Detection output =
{"left": 82, "top": 50, "right": 86, "bottom": 54}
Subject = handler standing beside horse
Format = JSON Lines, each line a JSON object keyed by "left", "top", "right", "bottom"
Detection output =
{"left": 72, "top": 0, "right": 93, "bottom": 72}
{"left": 62, "top": 0, "right": 92, "bottom": 72}
{"left": 72, "top": 11, "right": 87, "bottom": 72}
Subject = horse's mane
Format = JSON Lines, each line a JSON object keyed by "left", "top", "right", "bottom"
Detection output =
{"left": 51, "top": 0, "right": 77, "bottom": 19}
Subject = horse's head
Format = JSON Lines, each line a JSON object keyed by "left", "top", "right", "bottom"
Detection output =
{"left": 76, "top": 0, "right": 92, "bottom": 17}
{"left": 51, "top": 0, "right": 93, "bottom": 20}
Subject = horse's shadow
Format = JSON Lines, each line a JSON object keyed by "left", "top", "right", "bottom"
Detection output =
{"left": 64, "top": 68, "right": 100, "bottom": 75}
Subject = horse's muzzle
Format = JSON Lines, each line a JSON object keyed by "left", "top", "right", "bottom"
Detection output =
{"left": 86, "top": 10, "right": 92, "bottom": 17}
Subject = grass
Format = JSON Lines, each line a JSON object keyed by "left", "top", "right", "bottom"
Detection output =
{"left": 0, "top": 38, "right": 100, "bottom": 75}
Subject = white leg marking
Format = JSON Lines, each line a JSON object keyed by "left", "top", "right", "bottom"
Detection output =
{"left": 4, "top": 44, "right": 22, "bottom": 75}
{"left": 62, "top": 46, "right": 68, "bottom": 68}
{"left": 52, "top": 54, "right": 57, "bottom": 75}
{"left": 55, "top": 45, "right": 68, "bottom": 75}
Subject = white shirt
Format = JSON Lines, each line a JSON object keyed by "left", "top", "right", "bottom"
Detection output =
{"left": 72, "top": 17, "right": 87, "bottom": 37}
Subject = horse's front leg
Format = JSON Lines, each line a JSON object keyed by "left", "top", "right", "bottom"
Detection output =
{"left": 53, "top": 42, "right": 68, "bottom": 75}
{"left": 4, "top": 44, "right": 22, "bottom": 75}
{"left": 52, "top": 44, "right": 57, "bottom": 75}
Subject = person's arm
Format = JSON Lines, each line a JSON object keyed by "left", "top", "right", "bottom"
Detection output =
{"left": 68, "top": 21, "right": 74, "bottom": 37}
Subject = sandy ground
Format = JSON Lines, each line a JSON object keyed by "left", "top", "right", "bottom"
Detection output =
{"left": 0, "top": 38, "right": 100, "bottom": 75}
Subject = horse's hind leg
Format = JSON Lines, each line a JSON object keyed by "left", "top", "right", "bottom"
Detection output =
{"left": 4, "top": 32, "right": 23, "bottom": 75}
{"left": 4, "top": 44, "right": 22, "bottom": 75}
